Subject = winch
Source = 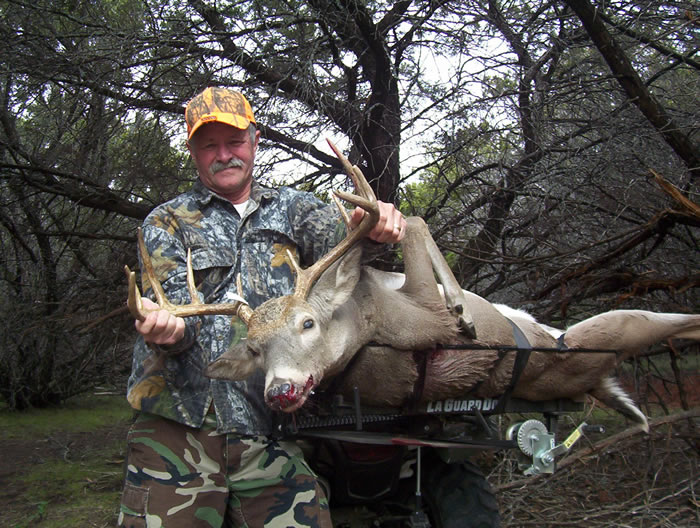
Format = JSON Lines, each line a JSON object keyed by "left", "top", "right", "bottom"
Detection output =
{"left": 506, "top": 419, "right": 605, "bottom": 475}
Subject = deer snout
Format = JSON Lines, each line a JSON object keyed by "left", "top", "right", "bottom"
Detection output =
{"left": 265, "top": 375, "right": 314, "bottom": 412}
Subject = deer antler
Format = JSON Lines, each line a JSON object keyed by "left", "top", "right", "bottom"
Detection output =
{"left": 288, "top": 139, "right": 380, "bottom": 299}
{"left": 124, "top": 228, "right": 253, "bottom": 324}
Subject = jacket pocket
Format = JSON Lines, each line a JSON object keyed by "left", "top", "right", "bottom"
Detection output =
{"left": 190, "top": 247, "right": 235, "bottom": 300}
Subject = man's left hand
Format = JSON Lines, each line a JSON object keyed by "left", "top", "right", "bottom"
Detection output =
{"left": 350, "top": 201, "right": 406, "bottom": 244}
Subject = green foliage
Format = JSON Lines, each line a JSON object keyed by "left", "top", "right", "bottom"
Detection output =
{"left": 0, "top": 0, "right": 192, "bottom": 409}
{"left": 0, "top": 394, "right": 133, "bottom": 438}
{"left": 12, "top": 500, "right": 48, "bottom": 528}
{"left": 11, "top": 458, "right": 123, "bottom": 528}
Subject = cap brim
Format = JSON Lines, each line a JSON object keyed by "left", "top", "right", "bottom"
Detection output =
{"left": 188, "top": 112, "right": 255, "bottom": 140}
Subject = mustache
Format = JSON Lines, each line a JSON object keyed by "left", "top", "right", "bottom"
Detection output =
{"left": 209, "top": 158, "right": 244, "bottom": 174}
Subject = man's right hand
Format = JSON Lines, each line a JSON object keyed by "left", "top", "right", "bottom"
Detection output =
{"left": 135, "top": 297, "right": 186, "bottom": 345}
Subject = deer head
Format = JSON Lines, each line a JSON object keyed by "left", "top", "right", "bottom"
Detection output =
{"left": 125, "top": 140, "right": 380, "bottom": 412}
{"left": 206, "top": 242, "right": 367, "bottom": 411}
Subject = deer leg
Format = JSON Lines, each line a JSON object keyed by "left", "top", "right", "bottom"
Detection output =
{"left": 423, "top": 225, "right": 476, "bottom": 338}
{"left": 398, "top": 217, "right": 444, "bottom": 305}
{"left": 400, "top": 217, "right": 476, "bottom": 338}
{"left": 589, "top": 378, "right": 649, "bottom": 433}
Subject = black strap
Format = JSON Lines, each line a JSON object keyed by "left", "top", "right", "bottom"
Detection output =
{"left": 557, "top": 332, "right": 568, "bottom": 350}
{"left": 492, "top": 318, "right": 533, "bottom": 413}
{"left": 405, "top": 349, "right": 430, "bottom": 410}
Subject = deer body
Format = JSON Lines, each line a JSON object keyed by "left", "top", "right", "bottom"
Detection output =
{"left": 205, "top": 216, "right": 700, "bottom": 432}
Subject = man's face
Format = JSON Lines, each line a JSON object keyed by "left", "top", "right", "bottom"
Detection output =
{"left": 188, "top": 122, "right": 260, "bottom": 203}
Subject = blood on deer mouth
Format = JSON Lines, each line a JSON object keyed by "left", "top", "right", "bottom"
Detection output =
{"left": 266, "top": 375, "right": 315, "bottom": 412}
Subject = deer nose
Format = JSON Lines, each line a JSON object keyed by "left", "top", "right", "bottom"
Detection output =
{"left": 266, "top": 382, "right": 298, "bottom": 410}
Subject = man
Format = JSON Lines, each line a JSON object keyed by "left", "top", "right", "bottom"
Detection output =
{"left": 118, "top": 86, "right": 406, "bottom": 528}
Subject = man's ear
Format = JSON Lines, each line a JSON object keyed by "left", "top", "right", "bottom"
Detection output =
{"left": 252, "top": 128, "right": 260, "bottom": 151}
{"left": 186, "top": 138, "right": 195, "bottom": 159}
{"left": 307, "top": 245, "right": 363, "bottom": 317}
{"left": 204, "top": 344, "right": 258, "bottom": 381}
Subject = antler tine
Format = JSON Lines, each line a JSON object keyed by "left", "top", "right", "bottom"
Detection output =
{"left": 290, "top": 140, "right": 380, "bottom": 299}
{"left": 124, "top": 228, "right": 250, "bottom": 322}
{"left": 185, "top": 248, "right": 200, "bottom": 306}
{"left": 331, "top": 192, "right": 353, "bottom": 230}
{"left": 235, "top": 274, "right": 253, "bottom": 324}
{"left": 136, "top": 227, "right": 176, "bottom": 310}
{"left": 124, "top": 265, "right": 147, "bottom": 322}
{"left": 326, "top": 139, "right": 376, "bottom": 202}
{"left": 326, "top": 139, "right": 378, "bottom": 231}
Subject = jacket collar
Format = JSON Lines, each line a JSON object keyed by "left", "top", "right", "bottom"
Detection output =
{"left": 191, "top": 178, "right": 279, "bottom": 207}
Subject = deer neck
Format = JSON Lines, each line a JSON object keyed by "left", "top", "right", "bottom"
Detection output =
{"left": 323, "top": 292, "right": 377, "bottom": 376}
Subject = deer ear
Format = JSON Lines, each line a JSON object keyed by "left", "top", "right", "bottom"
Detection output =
{"left": 205, "top": 344, "right": 257, "bottom": 381}
{"left": 308, "top": 244, "right": 363, "bottom": 315}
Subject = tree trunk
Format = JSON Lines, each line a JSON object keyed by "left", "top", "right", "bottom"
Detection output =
{"left": 563, "top": 0, "right": 700, "bottom": 177}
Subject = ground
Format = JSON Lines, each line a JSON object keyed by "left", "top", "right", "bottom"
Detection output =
{"left": 1, "top": 373, "right": 698, "bottom": 527}
{"left": 492, "top": 369, "right": 700, "bottom": 527}
{"left": 491, "top": 408, "right": 699, "bottom": 527}
{"left": 0, "top": 395, "right": 132, "bottom": 528}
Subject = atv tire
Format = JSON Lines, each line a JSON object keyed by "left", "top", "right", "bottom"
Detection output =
{"left": 423, "top": 457, "right": 501, "bottom": 528}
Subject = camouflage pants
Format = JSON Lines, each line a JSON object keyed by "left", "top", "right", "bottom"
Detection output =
{"left": 117, "top": 414, "right": 331, "bottom": 528}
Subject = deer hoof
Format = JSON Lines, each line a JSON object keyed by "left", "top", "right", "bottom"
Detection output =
{"left": 458, "top": 315, "right": 477, "bottom": 339}
{"left": 451, "top": 304, "right": 476, "bottom": 339}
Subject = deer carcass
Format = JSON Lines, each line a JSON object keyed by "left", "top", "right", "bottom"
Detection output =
{"left": 125, "top": 143, "right": 700, "bottom": 433}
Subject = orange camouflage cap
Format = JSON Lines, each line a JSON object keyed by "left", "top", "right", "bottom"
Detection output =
{"left": 185, "top": 87, "right": 256, "bottom": 140}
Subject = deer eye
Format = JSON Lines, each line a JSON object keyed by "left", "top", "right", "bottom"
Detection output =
{"left": 248, "top": 347, "right": 260, "bottom": 358}
{"left": 303, "top": 319, "right": 314, "bottom": 330}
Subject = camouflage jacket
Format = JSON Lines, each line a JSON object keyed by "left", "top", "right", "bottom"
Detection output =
{"left": 126, "top": 179, "right": 346, "bottom": 435}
